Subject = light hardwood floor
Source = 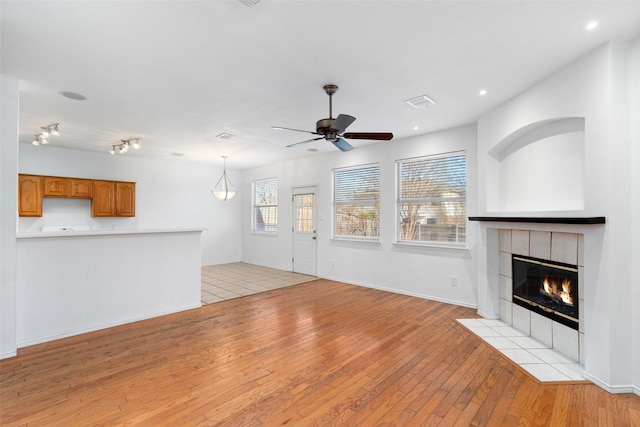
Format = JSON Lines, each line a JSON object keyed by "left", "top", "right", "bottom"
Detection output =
{"left": 1, "top": 279, "right": 639, "bottom": 426}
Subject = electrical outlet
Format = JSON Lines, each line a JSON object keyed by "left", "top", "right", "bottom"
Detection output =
{"left": 450, "top": 276, "right": 458, "bottom": 286}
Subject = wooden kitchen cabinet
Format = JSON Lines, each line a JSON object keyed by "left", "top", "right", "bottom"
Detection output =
{"left": 116, "top": 182, "right": 136, "bottom": 217}
{"left": 70, "top": 178, "right": 92, "bottom": 198}
{"left": 18, "top": 174, "right": 135, "bottom": 217}
{"left": 18, "top": 174, "right": 43, "bottom": 216}
{"left": 92, "top": 180, "right": 136, "bottom": 217}
{"left": 43, "top": 176, "right": 70, "bottom": 197}
{"left": 92, "top": 180, "right": 116, "bottom": 217}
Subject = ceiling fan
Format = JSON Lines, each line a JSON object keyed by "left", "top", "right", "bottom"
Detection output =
{"left": 272, "top": 84, "right": 393, "bottom": 152}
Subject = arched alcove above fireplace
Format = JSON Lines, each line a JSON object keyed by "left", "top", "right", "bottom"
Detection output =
{"left": 486, "top": 117, "right": 585, "bottom": 213}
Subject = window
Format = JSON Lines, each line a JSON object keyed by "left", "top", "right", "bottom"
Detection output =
{"left": 333, "top": 164, "right": 380, "bottom": 238}
{"left": 397, "top": 151, "right": 466, "bottom": 244}
{"left": 294, "top": 193, "right": 314, "bottom": 233}
{"left": 252, "top": 178, "right": 278, "bottom": 233}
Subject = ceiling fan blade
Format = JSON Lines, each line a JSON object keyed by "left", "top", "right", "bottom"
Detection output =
{"left": 342, "top": 132, "right": 394, "bottom": 141}
{"left": 272, "top": 126, "right": 319, "bottom": 135}
{"left": 331, "top": 138, "right": 353, "bottom": 152}
{"left": 331, "top": 114, "right": 356, "bottom": 133}
{"left": 286, "top": 137, "right": 324, "bottom": 148}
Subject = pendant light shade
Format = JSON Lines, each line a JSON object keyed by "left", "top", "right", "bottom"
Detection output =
{"left": 212, "top": 156, "right": 237, "bottom": 201}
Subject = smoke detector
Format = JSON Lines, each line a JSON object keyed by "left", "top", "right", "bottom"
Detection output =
{"left": 405, "top": 95, "right": 436, "bottom": 109}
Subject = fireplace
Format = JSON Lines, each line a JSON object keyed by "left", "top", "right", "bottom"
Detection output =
{"left": 512, "top": 254, "right": 579, "bottom": 330}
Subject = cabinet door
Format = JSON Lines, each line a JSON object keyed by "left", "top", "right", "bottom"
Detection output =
{"left": 18, "top": 175, "right": 43, "bottom": 217}
{"left": 70, "top": 178, "right": 92, "bottom": 198}
{"left": 116, "top": 182, "right": 136, "bottom": 217}
{"left": 92, "top": 180, "right": 115, "bottom": 217}
{"left": 43, "top": 176, "right": 70, "bottom": 197}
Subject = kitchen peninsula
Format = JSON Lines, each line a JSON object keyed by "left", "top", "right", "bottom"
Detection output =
{"left": 16, "top": 228, "right": 202, "bottom": 348}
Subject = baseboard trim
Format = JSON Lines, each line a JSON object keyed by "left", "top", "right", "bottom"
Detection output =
{"left": 321, "top": 275, "right": 477, "bottom": 309}
{"left": 1, "top": 350, "right": 18, "bottom": 360}
{"left": 581, "top": 372, "right": 636, "bottom": 394}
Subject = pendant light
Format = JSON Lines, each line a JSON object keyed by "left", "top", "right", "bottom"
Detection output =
{"left": 212, "top": 156, "right": 237, "bottom": 201}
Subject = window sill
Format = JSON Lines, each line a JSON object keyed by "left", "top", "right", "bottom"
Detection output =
{"left": 393, "top": 241, "right": 468, "bottom": 251}
{"left": 330, "top": 236, "right": 381, "bottom": 245}
{"left": 251, "top": 231, "right": 278, "bottom": 237}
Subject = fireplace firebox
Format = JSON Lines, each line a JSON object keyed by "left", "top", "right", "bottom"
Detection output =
{"left": 512, "top": 255, "right": 579, "bottom": 330}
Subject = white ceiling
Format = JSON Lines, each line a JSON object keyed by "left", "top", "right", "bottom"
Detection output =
{"left": 2, "top": 0, "right": 640, "bottom": 169}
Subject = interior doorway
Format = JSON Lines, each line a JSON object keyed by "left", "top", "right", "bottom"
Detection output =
{"left": 292, "top": 186, "right": 317, "bottom": 276}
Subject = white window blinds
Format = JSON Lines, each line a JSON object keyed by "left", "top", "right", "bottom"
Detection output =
{"left": 253, "top": 178, "right": 278, "bottom": 232}
{"left": 333, "top": 164, "right": 380, "bottom": 238}
{"left": 397, "top": 151, "right": 466, "bottom": 244}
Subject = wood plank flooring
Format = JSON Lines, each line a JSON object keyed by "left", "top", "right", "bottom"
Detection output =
{"left": 1, "top": 279, "right": 639, "bottom": 426}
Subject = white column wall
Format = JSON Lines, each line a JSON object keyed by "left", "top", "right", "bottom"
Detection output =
{"left": 241, "top": 125, "right": 479, "bottom": 308}
{"left": 18, "top": 144, "right": 242, "bottom": 266}
{"left": 630, "top": 38, "right": 640, "bottom": 395}
{"left": 0, "top": 74, "right": 19, "bottom": 358}
{"left": 477, "top": 41, "right": 640, "bottom": 393}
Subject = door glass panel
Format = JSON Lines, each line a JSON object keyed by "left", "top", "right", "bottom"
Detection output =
{"left": 295, "top": 194, "right": 314, "bottom": 233}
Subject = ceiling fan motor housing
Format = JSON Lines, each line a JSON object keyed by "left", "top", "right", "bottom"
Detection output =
{"left": 316, "top": 118, "right": 337, "bottom": 136}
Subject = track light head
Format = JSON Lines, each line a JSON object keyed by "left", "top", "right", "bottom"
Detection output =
{"left": 32, "top": 123, "right": 59, "bottom": 147}
{"left": 110, "top": 138, "right": 140, "bottom": 155}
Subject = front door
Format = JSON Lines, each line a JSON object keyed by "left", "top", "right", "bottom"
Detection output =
{"left": 292, "top": 186, "right": 317, "bottom": 276}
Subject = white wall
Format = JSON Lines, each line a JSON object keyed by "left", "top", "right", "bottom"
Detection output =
{"left": 477, "top": 40, "right": 640, "bottom": 393}
{"left": 18, "top": 144, "right": 242, "bottom": 266}
{"left": 1, "top": 74, "right": 19, "bottom": 358}
{"left": 16, "top": 231, "right": 202, "bottom": 347}
{"left": 629, "top": 38, "right": 640, "bottom": 395}
{"left": 241, "top": 124, "right": 478, "bottom": 308}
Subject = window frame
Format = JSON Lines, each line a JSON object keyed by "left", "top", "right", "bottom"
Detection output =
{"left": 395, "top": 151, "right": 467, "bottom": 248}
{"left": 332, "top": 163, "right": 381, "bottom": 242}
{"left": 251, "top": 177, "right": 278, "bottom": 235}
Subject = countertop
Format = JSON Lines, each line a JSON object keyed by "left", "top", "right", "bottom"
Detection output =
{"left": 16, "top": 228, "right": 204, "bottom": 239}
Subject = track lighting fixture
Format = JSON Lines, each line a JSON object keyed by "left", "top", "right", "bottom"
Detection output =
{"left": 109, "top": 138, "right": 141, "bottom": 155}
{"left": 32, "top": 134, "right": 48, "bottom": 146}
{"left": 32, "top": 123, "right": 60, "bottom": 146}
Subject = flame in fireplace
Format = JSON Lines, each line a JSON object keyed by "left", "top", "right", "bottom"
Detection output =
{"left": 560, "top": 279, "right": 573, "bottom": 305}
{"left": 540, "top": 277, "right": 574, "bottom": 306}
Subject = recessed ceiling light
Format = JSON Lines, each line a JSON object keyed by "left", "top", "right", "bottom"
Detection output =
{"left": 583, "top": 21, "right": 599, "bottom": 31}
{"left": 413, "top": 126, "right": 419, "bottom": 130}
{"left": 170, "top": 152, "right": 185, "bottom": 157}
{"left": 59, "top": 91, "right": 86, "bottom": 101}
{"left": 307, "top": 148, "right": 318, "bottom": 152}
{"left": 479, "top": 89, "right": 488, "bottom": 96}
{"left": 216, "top": 133, "right": 233, "bottom": 139}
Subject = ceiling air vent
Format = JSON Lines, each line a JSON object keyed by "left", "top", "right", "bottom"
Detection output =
{"left": 238, "top": 0, "right": 263, "bottom": 7}
{"left": 405, "top": 95, "right": 436, "bottom": 109}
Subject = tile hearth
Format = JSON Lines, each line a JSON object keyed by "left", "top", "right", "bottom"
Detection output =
{"left": 458, "top": 318, "right": 588, "bottom": 383}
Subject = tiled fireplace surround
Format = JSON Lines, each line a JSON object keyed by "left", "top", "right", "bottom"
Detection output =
{"left": 496, "top": 229, "right": 584, "bottom": 365}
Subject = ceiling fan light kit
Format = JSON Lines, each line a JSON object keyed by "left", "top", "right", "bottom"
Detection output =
{"left": 273, "top": 84, "right": 393, "bottom": 152}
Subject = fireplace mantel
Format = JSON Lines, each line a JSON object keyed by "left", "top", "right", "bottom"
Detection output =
{"left": 468, "top": 216, "right": 605, "bottom": 225}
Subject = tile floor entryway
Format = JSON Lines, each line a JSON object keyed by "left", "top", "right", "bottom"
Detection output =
{"left": 457, "top": 318, "right": 588, "bottom": 383}
{"left": 201, "top": 262, "right": 317, "bottom": 304}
